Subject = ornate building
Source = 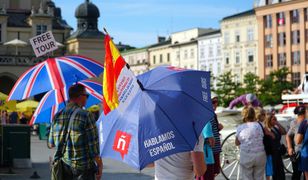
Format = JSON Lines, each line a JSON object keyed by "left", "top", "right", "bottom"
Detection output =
{"left": 221, "top": 10, "right": 259, "bottom": 83}
{"left": 0, "top": 0, "right": 105, "bottom": 94}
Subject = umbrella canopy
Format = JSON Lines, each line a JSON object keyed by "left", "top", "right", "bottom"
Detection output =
{"left": 0, "top": 92, "right": 16, "bottom": 111}
{"left": 4, "top": 39, "right": 28, "bottom": 55}
{"left": 16, "top": 100, "right": 38, "bottom": 111}
{"left": 56, "top": 42, "right": 64, "bottom": 47}
{"left": 4, "top": 39, "right": 27, "bottom": 46}
{"left": 29, "top": 80, "right": 103, "bottom": 125}
{"left": 8, "top": 55, "right": 104, "bottom": 103}
{"left": 97, "top": 66, "right": 214, "bottom": 170}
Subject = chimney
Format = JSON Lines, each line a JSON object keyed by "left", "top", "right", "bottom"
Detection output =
{"left": 157, "top": 36, "right": 166, "bottom": 43}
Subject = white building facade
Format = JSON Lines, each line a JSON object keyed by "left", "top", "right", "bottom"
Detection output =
{"left": 221, "top": 9, "right": 259, "bottom": 83}
{"left": 148, "top": 40, "right": 172, "bottom": 70}
{"left": 198, "top": 30, "right": 223, "bottom": 87}
{"left": 170, "top": 28, "right": 215, "bottom": 69}
{"left": 122, "top": 48, "right": 149, "bottom": 75}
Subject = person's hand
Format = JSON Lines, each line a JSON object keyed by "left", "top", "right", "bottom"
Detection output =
{"left": 96, "top": 163, "right": 102, "bottom": 180}
{"left": 218, "top": 123, "right": 224, "bottom": 131}
{"left": 208, "top": 137, "right": 215, "bottom": 148}
{"left": 95, "top": 157, "right": 103, "bottom": 180}
{"left": 287, "top": 148, "right": 294, "bottom": 156}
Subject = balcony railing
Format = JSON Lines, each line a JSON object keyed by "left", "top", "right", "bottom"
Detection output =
{"left": 0, "top": 55, "right": 53, "bottom": 66}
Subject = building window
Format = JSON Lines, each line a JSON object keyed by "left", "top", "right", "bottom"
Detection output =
{"left": 176, "top": 51, "right": 180, "bottom": 60}
{"left": 217, "top": 45, "right": 221, "bottom": 56}
{"left": 266, "top": 0, "right": 273, "bottom": 5}
{"left": 224, "top": 32, "right": 230, "bottom": 44}
{"left": 200, "top": 48, "right": 205, "bottom": 58}
{"left": 265, "top": 34, "right": 273, "bottom": 48}
{"left": 292, "top": 72, "right": 301, "bottom": 87}
{"left": 235, "top": 51, "right": 240, "bottom": 64}
{"left": 190, "top": 49, "right": 194, "bottom": 58}
{"left": 209, "top": 47, "right": 213, "bottom": 57}
{"left": 184, "top": 50, "right": 188, "bottom": 59}
{"left": 277, "top": 12, "right": 285, "bottom": 26}
{"left": 292, "top": 51, "right": 300, "bottom": 65}
{"left": 306, "top": 51, "right": 308, "bottom": 64}
{"left": 153, "top": 55, "right": 156, "bottom": 64}
{"left": 305, "top": 8, "right": 308, "bottom": 21}
{"left": 278, "top": 32, "right": 286, "bottom": 47}
{"left": 278, "top": 53, "right": 286, "bottom": 67}
{"left": 167, "top": 53, "right": 170, "bottom": 62}
{"left": 265, "top": 15, "right": 272, "bottom": 28}
{"left": 217, "top": 62, "right": 221, "bottom": 74}
{"left": 266, "top": 54, "right": 273, "bottom": 67}
{"left": 159, "top": 54, "right": 163, "bottom": 63}
{"left": 0, "top": 24, "right": 2, "bottom": 43}
{"left": 247, "top": 50, "right": 254, "bottom": 63}
{"left": 225, "top": 53, "right": 229, "bottom": 65}
{"left": 247, "top": 28, "right": 254, "bottom": 41}
{"left": 291, "top": 10, "right": 299, "bottom": 24}
{"left": 292, "top": 30, "right": 300, "bottom": 45}
{"left": 36, "top": 25, "right": 47, "bottom": 35}
{"left": 235, "top": 31, "right": 240, "bottom": 42}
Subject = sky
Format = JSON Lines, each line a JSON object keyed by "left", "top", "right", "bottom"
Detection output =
{"left": 53, "top": 0, "right": 254, "bottom": 48}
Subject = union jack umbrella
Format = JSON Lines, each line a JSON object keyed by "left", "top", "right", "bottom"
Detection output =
{"left": 7, "top": 55, "right": 104, "bottom": 103}
{"left": 29, "top": 80, "right": 103, "bottom": 125}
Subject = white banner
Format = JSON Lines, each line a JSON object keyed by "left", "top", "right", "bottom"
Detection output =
{"left": 29, "top": 31, "right": 58, "bottom": 57}
{"left": 116, "top": 66, "right": 140, "bottom": 113}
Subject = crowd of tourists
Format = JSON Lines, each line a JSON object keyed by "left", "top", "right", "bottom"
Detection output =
{"left": 0, "top": 110, "right": 27, "bottom": 124}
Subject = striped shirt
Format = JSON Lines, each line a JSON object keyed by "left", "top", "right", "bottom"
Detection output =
{"left": 211, "top": 114, "right": 222, "bottom": 153}
{"left": 48, "top": 102, "right": 99, "bottom": 170}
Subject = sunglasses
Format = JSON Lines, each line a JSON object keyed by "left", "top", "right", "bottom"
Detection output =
{"left": 80, "top": 94, "right": 89, "bottom": 98}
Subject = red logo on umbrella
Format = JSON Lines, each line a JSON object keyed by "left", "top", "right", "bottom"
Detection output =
{"left": 113, "top": 130, "right": 132, "bottom": 159}
{"left": 167, "top": 66, "right": 186, "bottom": 71}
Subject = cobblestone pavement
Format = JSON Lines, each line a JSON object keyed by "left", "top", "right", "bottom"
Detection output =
{"left": 0, "top": 136, "right": 294, "bottom": 180}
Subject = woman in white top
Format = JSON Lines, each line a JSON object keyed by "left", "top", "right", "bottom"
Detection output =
{"left": 235, "top": 106, "right": 266, "bottom": 180}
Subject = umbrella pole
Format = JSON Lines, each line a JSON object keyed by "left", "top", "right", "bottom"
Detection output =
{"left": 15, "top": 46, "right": 18, "bottom": 55}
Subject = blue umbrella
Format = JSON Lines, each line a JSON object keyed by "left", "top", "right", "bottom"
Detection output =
{"left": 97, "top": 66, "right": 214, "bottom": 170}
{"left": 30, "top": 80, "right": 103, "bottom": 125}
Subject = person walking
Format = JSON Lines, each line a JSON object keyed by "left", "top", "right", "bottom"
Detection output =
{"left": 286, "top": 105, "right": 306, "bottom": 180}
{"left": 48, "top": 84, "right": 103, "bottom": 180}
{"left": 255, "top": 107, "right": 275, "bottom": 180}
{"left": 264, "top": 114, "right": 286, "bottom": 180}
{"left": 154, "top": 134, "right": 207, "bottom": 180}
{"left": 196, "top": 122, "right": 215, "bottom": 180}
{"left": 236, "top": 107, "right": 266, "bottom": 180}
{"left": 296, "top": 118, "right": 308, "bottom": 180}
{"left": 209, "top": 92, "right": 223, "bottom": 176}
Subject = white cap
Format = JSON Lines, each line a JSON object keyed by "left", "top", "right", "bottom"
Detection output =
{"left": 211, "top": 92, "right": 218, "bottom": 99}
{"left": 246, "top": 93, "right": 256, "bottom": 103}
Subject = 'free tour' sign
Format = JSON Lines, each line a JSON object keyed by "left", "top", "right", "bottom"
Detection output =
{"left": 30, "top": 31, "right": 58, "bottom": 57}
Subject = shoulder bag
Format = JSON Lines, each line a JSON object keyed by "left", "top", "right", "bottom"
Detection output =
{"left": 51, "top": 108, "right": 79, "bottom": 180}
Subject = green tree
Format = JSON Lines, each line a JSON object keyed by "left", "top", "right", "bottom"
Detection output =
{"left": 214, "top": 71, "right": 239, "bottom": 107}
{"left": 242, "top": 72, "right": 260, "bottom": 95}
{"left": 259, "top": 67, "right": 294, "bottom": 105}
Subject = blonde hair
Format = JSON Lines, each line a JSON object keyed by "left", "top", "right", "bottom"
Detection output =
{"left": 241, "top": 106, "right": 256, "bottom": 122}
{"left": 255, "top": 107, "right": 266, "bottom": 122}
{"left": 264, "top": 113, "right": 275, "bottom": 129}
